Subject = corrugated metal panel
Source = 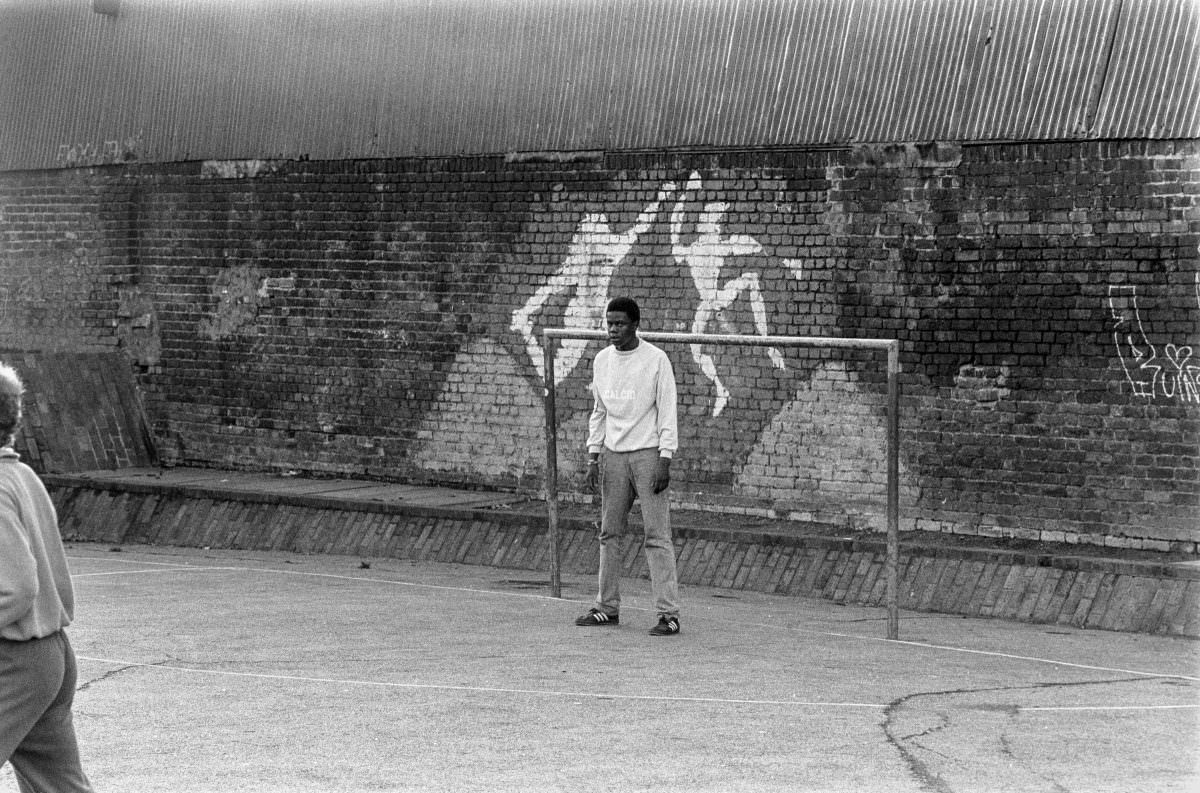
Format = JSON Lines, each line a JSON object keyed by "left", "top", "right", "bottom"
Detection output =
{"left": 1, "top": 0, "right": 1196, "bottom": 171}
{"left": 1094, "top": 0, "right": 1200, "bottom": 138}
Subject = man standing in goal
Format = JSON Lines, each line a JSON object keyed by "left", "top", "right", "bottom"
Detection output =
{"left": 575, "top": 297, "right": 682, "bottom": 636}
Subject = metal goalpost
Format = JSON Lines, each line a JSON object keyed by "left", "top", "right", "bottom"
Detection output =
{"left": 541, "top": 328, "right": 903, "bottom": 640}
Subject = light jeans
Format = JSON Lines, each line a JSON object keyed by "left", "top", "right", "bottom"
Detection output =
{"left": 595, "top": 447, "right": 680, "bottom": 618}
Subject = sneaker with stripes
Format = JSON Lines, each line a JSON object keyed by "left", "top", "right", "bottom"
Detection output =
{"left": 649, "top": 615, "right": 680, "bottom": 636}
{"left": 574, "top": 608, "right": 619, "bottom": 626}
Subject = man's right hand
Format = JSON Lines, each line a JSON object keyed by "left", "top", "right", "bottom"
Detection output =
{"left": 586, "top": 461, "right": 599, "bottom": 493}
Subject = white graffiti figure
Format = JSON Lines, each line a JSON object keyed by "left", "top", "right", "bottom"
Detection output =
{"left": 671, "top": 172, "right": 785, "bottom": 416}
{"left": 1109, "top": 281, "right": 1200, "bottom": 403}
{"left": 511, "top": 186, "right": 673, "bottom": 384}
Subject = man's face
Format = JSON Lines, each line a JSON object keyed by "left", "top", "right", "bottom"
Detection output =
{"left": 605, "top": 311, "right": 639, "bottom": 351}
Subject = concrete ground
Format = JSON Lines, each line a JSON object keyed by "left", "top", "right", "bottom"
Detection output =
{"left": 3, "top": 543, "right": 1197, "bottom": 793}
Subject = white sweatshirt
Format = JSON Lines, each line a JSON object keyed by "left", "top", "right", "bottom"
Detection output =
{"left": 587, "top": 340, "right": 678, "bottom": 458}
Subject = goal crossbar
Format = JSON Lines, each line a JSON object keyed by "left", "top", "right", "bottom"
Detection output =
{"left": 541, "top": 329, "right": 902, "bottom": 640}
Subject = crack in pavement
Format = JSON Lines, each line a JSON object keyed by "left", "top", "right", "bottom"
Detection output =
{"left": 76, "top": 657, "right": 173, "bottom": 693}
{"left": 76, "top": 665, "right": 137, "bottom": 693}
{"left": 883, "top": 690, "right": 958, "bottom": 793}
{"left": 997, "top": 732, "right": 1072, "bottom": 793}
{"left": 882, "top": 676, "right": 1175, "bottom": 793}
{"left": 896, "top": 709, "right": 952, "bottom": 743}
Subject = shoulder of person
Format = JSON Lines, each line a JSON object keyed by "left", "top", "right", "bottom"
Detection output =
{"left": 639, "top": 339, "right": 663, "bottom": 355}
{"left": 0, "top": 459, "right": 27, "bottom": 485}
{"left": 0, "top": 466, "right": 22, "bottom": 509}
{"left": 640, "top": 341, "right": 672, "bottom": 363}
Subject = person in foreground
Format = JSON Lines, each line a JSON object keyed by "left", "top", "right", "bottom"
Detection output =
{"left": 575, "top": 297, "right": 682, "bottom": 636}
{"left": 0, "top": 363, "right": 96, "bottom": 792}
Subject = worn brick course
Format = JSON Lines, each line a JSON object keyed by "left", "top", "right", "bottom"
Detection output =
{"left": 1, "top": 142, "right": 1198, "bottom": 552}
{"left": 42, "top": 475, "right": 1199, "bottom": 636}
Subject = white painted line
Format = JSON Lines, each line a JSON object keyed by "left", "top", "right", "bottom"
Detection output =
{"left": 69, "top": 554, "right": 1200, "bottom": 685}
{"left": 1021, "top": 704, "right": 1200, "bottom": 712}
{"left": 878, "top": 638, "right": 1200, "bottom": 684}
{"left": 70, "top": 556, "right": 207, "bottom": 568}
{"left": 70, "top": 556, "right": 566, "bottom": 601}
{"left": 74, "top": 567, "right": 243, "bottom": 578}
{"left": 733, "top": 621, "right": 1200, "bottom": 684}
{"left": 232, "top": 566, "right": 569, "bottom": 601}
{"left": 75, "top": 655, "right": 884, "bottom": 709}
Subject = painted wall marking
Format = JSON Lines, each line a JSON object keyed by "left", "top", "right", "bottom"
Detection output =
{"left": 512, "top": 173, "right": 792, "bottom": 416}
{"left": 671, "top": 172, "right": 786, "bottom": 416}
{"left": 1108, "top": 279, "right": 1200, "bottom": 404}
{"left": 510, "top": 186, "right": 672, "bottom": 385}
{"left": 55, "top": 131, "right": 143, "bottom": 167}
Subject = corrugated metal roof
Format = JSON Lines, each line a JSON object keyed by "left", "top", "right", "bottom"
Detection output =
{"left": 1095, "top": 0, "right": 1200, "bottom": 138}
{"left": 1, "top": 0, "right": 1196, "bottom": 171}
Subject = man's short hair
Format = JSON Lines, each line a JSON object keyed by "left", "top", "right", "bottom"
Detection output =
{"left": 0, "top": 363, "right": 23, "bottom": 445}
{"left": 606, "top": 297, "right": 640, "bottom": 324}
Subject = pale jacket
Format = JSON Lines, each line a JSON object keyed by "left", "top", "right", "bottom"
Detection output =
{"left": 0, "top": 448, "right": 74, "bottom": 640}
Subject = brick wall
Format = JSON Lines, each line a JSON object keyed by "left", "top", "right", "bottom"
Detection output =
{"left": 0, "top": 349, "right": 156, "bottom": 472}
{"left": 1, "top": 141, "right": 1197, "bottom": 551}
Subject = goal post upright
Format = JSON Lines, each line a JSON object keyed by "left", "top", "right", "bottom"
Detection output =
{"left": 887, "top": 340, "right": 900, "bottom": 640}
{"left": 542, "top": 334, "right": 564, "bottom": 600}
{"left": 542, "top": 328, "right": 903, "bottom": 639}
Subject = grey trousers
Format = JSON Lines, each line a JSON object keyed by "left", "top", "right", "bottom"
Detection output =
{"left": 596, "top": 448, "right": 681, "bottom": 618}
{"left": 0, "top": 631, "right": 94, "bottom": 793}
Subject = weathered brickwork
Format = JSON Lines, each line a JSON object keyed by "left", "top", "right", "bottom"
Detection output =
{"left": 0, "top": 349, "right": 156, "bottom": 473}
{"left": 0, "top": 169, "right": 141, "bottom": 354}
{"left": 1, "top": 141, "right": 1197, "bottom": 551}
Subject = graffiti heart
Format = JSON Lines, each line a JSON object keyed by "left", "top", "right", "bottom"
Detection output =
{"left": 1108, "top": 278, "right": 1200, "bottom": 404}
{"left": 511, "top": 173, "right": 793, "bottom": 417}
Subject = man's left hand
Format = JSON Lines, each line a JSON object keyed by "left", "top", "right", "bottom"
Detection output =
{"left": 652, "top": 457, "right": 671, "bottom": 494}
